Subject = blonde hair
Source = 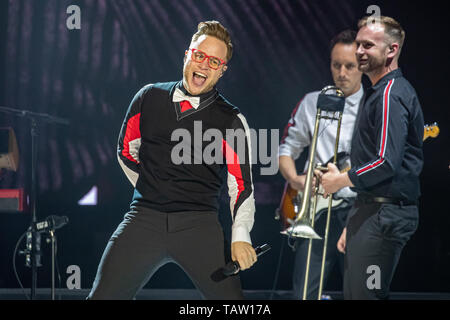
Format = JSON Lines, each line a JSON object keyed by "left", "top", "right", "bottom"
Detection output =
{"left": 358, "top": 16, "right": 405, "bottom": 52}
{"left": 191, "top": 21, "right": 233, "bottom": 62}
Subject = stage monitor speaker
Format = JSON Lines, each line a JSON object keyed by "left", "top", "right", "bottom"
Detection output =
{"left": 0, "top": 188, "right": 27, "bottom": 212}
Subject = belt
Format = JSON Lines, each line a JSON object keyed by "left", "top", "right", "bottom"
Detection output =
{"left": 356, "top": 196, "right": 417, "bottom": 206}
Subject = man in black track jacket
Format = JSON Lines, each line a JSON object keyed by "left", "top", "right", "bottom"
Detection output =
{"left": 320, "top": 16, "right": 424, "bottom": 299}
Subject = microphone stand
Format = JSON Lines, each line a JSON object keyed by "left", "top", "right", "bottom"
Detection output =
{"left": 30, "top": 118, "right": 38, "bottom": 300}
{"left": 49, "top": 230, "right": 56, "bottom": 300}
{"left": 0, "top": 106, "right": 69, "bottom": 300}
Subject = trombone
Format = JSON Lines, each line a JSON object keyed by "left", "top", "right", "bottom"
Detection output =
{"left": 282, "top": 85, "right": 345, "bottom": 300}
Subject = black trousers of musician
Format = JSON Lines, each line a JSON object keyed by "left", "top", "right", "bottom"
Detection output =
{"left": 344, "top": 200, "right": 418, "bottom": 300}
{"left": 292, "top": 207, "right": 348, "bottom": 300}
{"left": 87, "top": 206, "right": 243, "bottom": 300}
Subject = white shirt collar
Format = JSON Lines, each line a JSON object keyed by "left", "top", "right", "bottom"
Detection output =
{"left": 346, "top": 85, "right": 364, "bottom": 107}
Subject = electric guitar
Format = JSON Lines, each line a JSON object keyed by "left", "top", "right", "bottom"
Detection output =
{"left": 276, "top": 168, "right": 351, "bottom": 229}
{"left": 276, "top": 123, "right": 440, "bottom": 228}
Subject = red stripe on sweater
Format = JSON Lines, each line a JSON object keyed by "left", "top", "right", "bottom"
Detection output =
{"left": 222, "top": 139, "right": 244, "bottom": 202}
{"left": 122, "top": 113, "right": 141, "bottom": 163}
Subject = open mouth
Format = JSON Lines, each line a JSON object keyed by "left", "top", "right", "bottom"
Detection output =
{"left": 192, "top": 71, "right": 208, "bottom": 87}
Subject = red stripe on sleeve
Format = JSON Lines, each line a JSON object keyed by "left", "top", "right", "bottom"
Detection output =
{"left": 222, "top": 139, "right": 245, "bottom": 201}
{"left": 122, "top": 113, "right": 141, "bottom": 163}
{"left": 356, "top": 158, "right": 385, "bottom": 175}
{"left": 355, "top": 79, "right": 393, "bottom": 176}
{"left": 379, "top": 79, "right": 393, "bottom": 157}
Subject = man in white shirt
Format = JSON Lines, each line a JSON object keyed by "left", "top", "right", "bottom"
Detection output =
{"left": 278, "top": 30, "right": 363, "bottom": 300}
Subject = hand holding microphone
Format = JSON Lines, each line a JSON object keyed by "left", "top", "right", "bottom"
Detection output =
{"left": 210, "top": 243, "right": 271, "bottom": 281}
{"left": 223, "top": 243, "right": 271, "bottom": 276}
{"left": 231, "top": 241, "right": 257, "bottom": 271}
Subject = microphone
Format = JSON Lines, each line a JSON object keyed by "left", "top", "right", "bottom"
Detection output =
{"left": 222, "top": 243, "right": 271, "bottom": 276}
{"left": 22, "top": 216, "right": 69, "bottom": 268}
{"left": 32, "top": 215, "right": 69, "bottom": 233}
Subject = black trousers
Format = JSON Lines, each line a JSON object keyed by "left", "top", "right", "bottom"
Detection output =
{"left": 87, "top": 206, "right": 243, "bottom": 300}
{"left": 344, "top": 200, "right": 418, "bottom": 299}
{"left": 292, "top": 207, "right": 348, "bottom": 300}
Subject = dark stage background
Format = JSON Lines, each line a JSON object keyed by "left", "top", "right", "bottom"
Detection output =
{"left": 0, "top": 0, "right": 449, "bottom": 296}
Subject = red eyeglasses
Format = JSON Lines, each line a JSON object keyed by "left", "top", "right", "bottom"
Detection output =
{"left": 186, "top": 48, "right": 227, "bottom": 70}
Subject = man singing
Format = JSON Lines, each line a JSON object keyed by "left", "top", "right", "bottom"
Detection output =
{"left": 320, "top": 16, "right": 424, "bottom": 299}
{"left": 88, "top": 21, "right": 257, "bottom": 300}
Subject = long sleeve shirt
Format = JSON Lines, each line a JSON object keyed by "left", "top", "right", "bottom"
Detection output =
{"left": 117, "top": 81, "right": 255, "bottom": 244}
{"left": 347, "top": 69, "right": 424, "bottom": 201}
{"left": 279, "top": 86, "right": 364, "bottom": 199}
